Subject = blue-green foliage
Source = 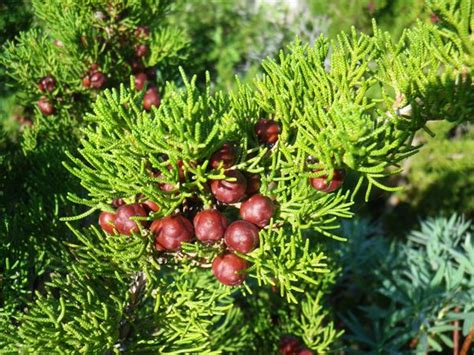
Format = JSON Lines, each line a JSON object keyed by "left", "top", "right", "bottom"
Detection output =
{"left": 335, "top": 215, "right": 473, "bottom": 353}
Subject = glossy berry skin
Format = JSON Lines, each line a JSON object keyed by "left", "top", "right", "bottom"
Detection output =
{"left": 38, "top": 76, "right": 56, "bottom": 92}
{"left": 143, "top": 87, "right": 160, "bottom": 111}
{"left": 151, "top": 214, "right": 194, "bottom": 251}
{"left": 142, "top": 200, "right": 159, "bottom": 213}
{"left": 114, "top": 203, "right": 147, "bottom": 235}
{"left": 245, "top": 173, "right": 261, "bottom": 196}
{"left": 240, "top": 194, "right": 274, "bottom": 227}
{"left": 135, "top": 44, "right": 148, "bottom": 58}
{"left": 209, "top": 144, "right": 237, "bottom": 169}
{"left": 255, "top": 119, "right": 280, "bottom": 144}
{"left": 280, "top": 336, "right": 300, "bottom": 355}
{"left": 90, "top": 71, "right": 106, "bottom": 89}
{"left": 210, "top": 170, "right": 247, "bottom": 204}
{"left": 38, "top": 97, "right": 54, "bottom": 116}
{"left": 212, "top": 253, "right": 248, "bottom": 286}
{"left": 309, "top": 169, "right": 345, "bottom": 193}
{"left": 134, "top": 72, "right": 147, "bottom": 90}
{"left": 193, "top": 210, "right": 228, "bottom": 243}
{"left": 224, "top": 220, "right": 259, "bottom": 253}
{"left": 99, "top": 211, "right": 116, "bottom": 234}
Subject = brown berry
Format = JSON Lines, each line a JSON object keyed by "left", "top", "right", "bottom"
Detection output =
{"left": 134, "top": 72, "right": 147, "bottom": 90}
{"left": 224, "top": 220, "right": 259, "bottom": 253}
{"left": 212, "top": 253, "right": 248, "bottom": 286}
{"left": 152, "top": 214, "right": 194, "bottom": 251}
{"left": 135, "top": 26, "right": 150, "bottom": 39}
{"left": 114, "top": 204, "right": 147, "bottom": 235}
{"left": 255, "top": 119, "right": 280, "bottom": 144}
{"left": 112, "top": 198, "right": 125, "bottom": 208}
{"left": 99, "top": 211, "right": 116, "bottom": 234}
{"left": 135, "top": 44, "right": 148, "bottom": 58}
{"left": 38, "top": 76, "right": 56, "bottom": 92}
{"left": 142, "top": 200, "right": 159, "bottom": 213}
{"left": 90, "top": 71, "right": 106, "bottom": 89}
{"left": 38, "top": 97, "right": 54, "bottom": 116}
{"left": 209, "top": 143, "right": 237, "bottom": 169}
{"left": 193, "top": 209, "right": 228, "bottom": 243}
{"left": 143, "top": 86, "right": 160, "bottom": 111}
{"left": 309, "top": 169, "right": 345, "bottom": 193}
{"left": 245, "top": 173, "right": 261, "bottom": 195}
{"left": 210, "top": 170, "right": 247, "bottom": 204}
{"left": 240, "top": 194, "right": 274, "bottom": 228}
{"left": 280, "top": 336, "right": 300, "bottom": 355}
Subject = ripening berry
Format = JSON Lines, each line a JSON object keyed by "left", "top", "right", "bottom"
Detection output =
{"left": 245, "top": 173, "right": 261, "bottom": 196}
{"left": 135, "top": 44, "right": 148, "bottom": 58}
{"left": 82, "top": 75, "right": 91, "bottom": 88}
{"left": 38, "top": 76, "right": 56, "bottom": 92}
{"left": 142, "top": 200, "right": 159, "bottom": 213}
{"left": 134, "top": 72, "right": 147, "bottom": 90}
{"left": 280, "top": 336, "right": 300, "bottom": 355}
{"left": 210, "top": 170, "right": 247, "bottom": 204}
{"left": 212, "top": 253, "right": 248, "bottom": 286}
{"left": 193, "top": 209, "right": 228, "bottom": 243}
{"left": 152, "top": 214, "right": 194, "bottom": 251}
{"left": 224, "top": 220, "right": 259, "bottom": 253}
{"left": 240, "top": 194, "right": 274, "bottom": 227}
{"left": 255, "top": 119, "right": 280, "bottom": 144}
{"left": 90, "top": 71, "right": 106, "bottom": 89}
{"left": 38, "top": 97, "right": 54, "bottom": 116}
{"left": 209, "top": 143, "right": 237, "bottom": 169}
{"left": 99, "top": 211, "right": 116, "bottom": 234}
{"left": 297, "top": 348, "right": 313, "bottom": 355}
{"left": 135, "top": 26, "right": 150, "bottom": 39}
{"left": 90, "top": 63, "right": 100, "bottom": 72}
{"left": 309, "top": 169, "right": 345, "bottom": 193}
{"left": 114, "top": 203, "right": 147, "bottom": 235}
{"left": 143, "top": 86, "right": 160, "bottom": 111}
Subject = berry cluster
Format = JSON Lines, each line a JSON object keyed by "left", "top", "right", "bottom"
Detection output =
{"left": 37, "top": 75, "right": 56, "bottom": 116}
{"left": 279, "top": 336, "right": 313, "bottom": 355}
{"left": 82, "top": 63, "right": 106, "bottom": 90}
{"left": 34, "top": 17, "right": 160, "bottom": 120}
{"left": 97, "top": 118, "right": 345, "bottom": 286}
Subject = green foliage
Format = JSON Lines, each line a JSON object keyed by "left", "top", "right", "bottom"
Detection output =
{"left": 307, "top": 0, "right": 429, "bottom": 39}
{"left": 395, "top": 121, "right": 474, "bottom": 218}
{"left": 334, "top": 215, "right": 473, "bottom": 353}
{"left": 0, "top": 0, "right": 191, "bottom": 351}
{"left": 59, "top": 3, "right": 472, "bottom": 351}
{"left": 169, "top": 0, "right": 295, "bottom": 90}
{"left": 0, "top": 0, "right": 473, "bottom": 352}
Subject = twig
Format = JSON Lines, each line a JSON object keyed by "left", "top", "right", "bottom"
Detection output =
{"left": 454, "top": 307, "right": 460, "bottom": 355}
{"left": 460, "top": 326, "right": 474, "bottom": 355}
